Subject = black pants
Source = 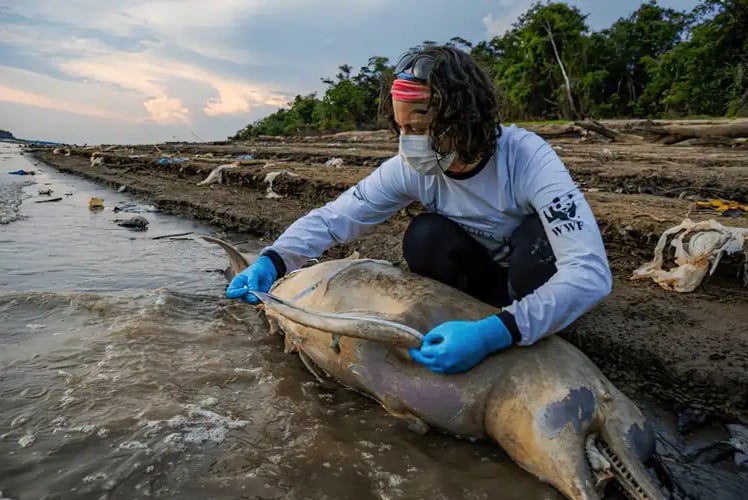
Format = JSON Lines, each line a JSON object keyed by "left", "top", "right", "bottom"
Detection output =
{"left": 402, "top": 213, "right": 557, "bottom": 307}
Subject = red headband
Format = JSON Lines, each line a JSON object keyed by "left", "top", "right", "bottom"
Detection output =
{"left": 391, "top": 78, "right": 431, "bottom": 101}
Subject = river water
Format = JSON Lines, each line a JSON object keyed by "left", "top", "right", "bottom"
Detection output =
{"left": 0, "top": 143, "right": 567, "bottom": 500}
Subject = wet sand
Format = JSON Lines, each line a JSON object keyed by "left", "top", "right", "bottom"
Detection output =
{"left": 25, "top": 124, "right": 748, "bottom": 426}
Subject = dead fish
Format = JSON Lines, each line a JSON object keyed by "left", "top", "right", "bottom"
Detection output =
{"left": 203, "top": 235, "right": 664, "bottom": 500}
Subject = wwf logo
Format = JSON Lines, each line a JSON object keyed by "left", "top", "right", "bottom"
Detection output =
{"left": 543, "top": 193, "right": 584, "bottom": 236}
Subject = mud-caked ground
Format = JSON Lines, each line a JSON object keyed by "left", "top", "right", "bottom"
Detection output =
{"left": 27, "top": 122, "right": 748, "bottom": 425}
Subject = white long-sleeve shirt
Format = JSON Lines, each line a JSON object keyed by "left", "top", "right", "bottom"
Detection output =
{"left": 261, "top": 124, "right": 612, "bottom": 346}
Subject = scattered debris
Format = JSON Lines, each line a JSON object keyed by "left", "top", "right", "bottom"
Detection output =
{"left": 196, "top": 162, "right": 238, "bottom": 186}
{"left": 117, "top": 185, "right": 127, "bottom": 193}
{"left": 151, "top": 231, "right": 194, "bottom": 240}
{"left": 325, "top": 157, "right": 344, "bottom": 167}
{"left": 90, "top": 152, "right": 104, "bottom": 167}
{"left": 264, "top": 170, "right": 299, "bottom": 199}
{"left": 158, "top": 157, "right": 189, "bottom": 166}
{"left": 727, "top": 424, "right": 748, "bottom": 468}
{"left": 235, "top": 154, "right": 254, "bottom": 161}
{"left": 631, "top": 218, "right": 748, "bottom": 292}
{"left": 38, "top": 188, "right": 53, "bottom": 196}
{"left": 7, "top": 169, "right": 35, "bottom": 175}
{"left": 113, "top": 201, "right": 160, "bottom": 213}
{"left": 115, "top": 215, "right": 149, "bottom": 230}
{"left": 695, "top": 199, "right": 748, "bottom": 217}
{"left": 34, "top": 197, "right": 62, "bottom": 203}
{"left": 88, "top": 197, "right": 104, "bottom": 210}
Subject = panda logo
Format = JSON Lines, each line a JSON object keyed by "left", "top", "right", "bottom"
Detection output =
{"left": 543, "top": 193, "right": 578, "bottom": 224}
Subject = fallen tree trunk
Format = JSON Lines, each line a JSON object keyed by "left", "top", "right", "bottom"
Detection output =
{"left": 646, "top": 121, "right": 748, "bottom": 138}
{"left": 574, "top": 119, "right": 644, "bottom": 143}
{"left": 642, "top": 121, "right": 748, "bottom": 145}
{"left": 576, "top": 119, "right": 748, "bottom": 146}
{"left": 531, "top": 126, "right": 584, "bottom": 140}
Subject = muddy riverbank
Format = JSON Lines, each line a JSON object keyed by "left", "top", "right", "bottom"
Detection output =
{"left": 26, "top": 124, "right": 748, "bottom": 426}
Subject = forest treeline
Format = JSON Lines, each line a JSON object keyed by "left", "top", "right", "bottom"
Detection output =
{"left": 230, "top": 0, "right": 748, "bottom": 139}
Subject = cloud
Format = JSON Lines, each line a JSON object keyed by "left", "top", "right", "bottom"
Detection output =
{"left": 0, "top": 0, "right": 703, "bottom": 144}
{"left": 0, "top": 84, "right": 135, "bottom": 122}
{"left": 143, "top": 96, "right": 190, "bottom": 124}
{"left": 0, "top": 1, "right": 291, "bottom": 126}
{"left": 482, "top": 1, "right": 535, "bottom": 37}
{"left": 58, "top": 51, "right": 290, "bottom": 122}
{"left": 0, "top": 65, "right": 145, "bottom": 121}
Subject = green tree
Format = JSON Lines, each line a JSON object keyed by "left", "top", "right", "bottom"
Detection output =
{"left": 228, "top": 0, "right": 744, "bottom": 139}
{"left": 486, "top": 1, "right": 592, "bottom": 120}
{"left": 594, "top": 1, "right": 687, "bottom": 117}
{"left": 641, "top": 0, "right": 747, "bottom": 116}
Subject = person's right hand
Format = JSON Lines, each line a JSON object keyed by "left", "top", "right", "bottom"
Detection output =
{"left": 225, "top": 255, "right": 278, "bottom": 304}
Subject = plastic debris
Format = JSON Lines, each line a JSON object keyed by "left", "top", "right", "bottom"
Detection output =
{"left": 695, "top": 199, "right": 748, "bottom": 217}
{"left": 631, "top": 218, "right": 748, "bottom": 292}
{"left": 235, "top": 154, "right": 254, "bottom": 161}
{"left": 7, "top": 169, "right": 35, "bottom": 175}
{"left": 113, "top": 202, "right": 160, "bottom": 213}
{"left": 158, "top": 157, "right": 189, "bottom": 166}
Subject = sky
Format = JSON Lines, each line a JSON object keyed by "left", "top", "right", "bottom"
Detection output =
{"left": 0, "top": 0, "right": 701, "bottom": 145}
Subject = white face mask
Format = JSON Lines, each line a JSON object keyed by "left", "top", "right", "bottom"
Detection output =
{"left": 399, "top": 135, "right": 456, "bottom": 175}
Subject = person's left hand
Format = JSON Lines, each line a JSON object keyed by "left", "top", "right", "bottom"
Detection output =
{"left": 408, "top": 315, "right": 513, "bottom": 374}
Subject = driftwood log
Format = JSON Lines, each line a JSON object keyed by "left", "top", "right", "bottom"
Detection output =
{"left": 575, "top": 119, "right": 748, "bottom": 146}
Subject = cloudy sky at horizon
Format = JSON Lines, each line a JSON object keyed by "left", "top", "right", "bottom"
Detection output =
{"left": 0, "top": 0, "right": 700, "bottom": 145}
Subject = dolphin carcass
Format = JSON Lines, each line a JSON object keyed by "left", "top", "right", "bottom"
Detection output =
{"left": 202, "top": 236, "right": 663, "bottom": 500}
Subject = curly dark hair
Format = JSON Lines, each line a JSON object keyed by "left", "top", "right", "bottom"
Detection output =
{"left": 387, "top": 45, "right": 501, "bottom": 165}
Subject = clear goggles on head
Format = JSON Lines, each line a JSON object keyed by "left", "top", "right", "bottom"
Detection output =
{"left": 394, "top": 49, "right": 436, "bottom": 82}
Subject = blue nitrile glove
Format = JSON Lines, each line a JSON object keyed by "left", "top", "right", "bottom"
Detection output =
{"left": 409, "top": 315, "right": 513, "bottom": 374}
{"left": 225, "top": 255, "right": 278, "bottom": 304}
